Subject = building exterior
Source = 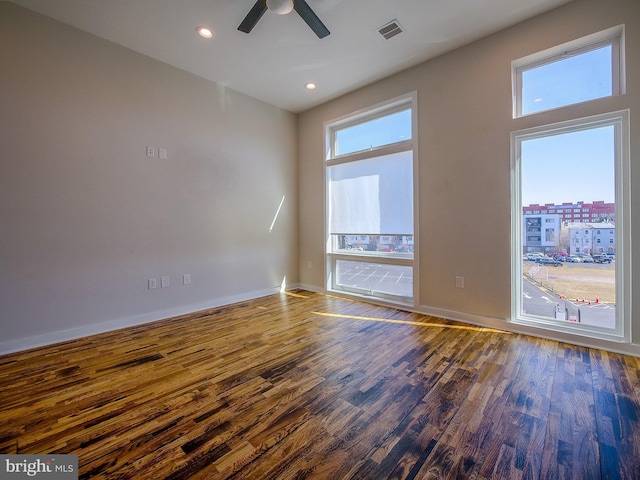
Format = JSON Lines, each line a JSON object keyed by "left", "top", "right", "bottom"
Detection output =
{"left": 523, "top": 214, "right": 565, "bottom": 254}
{"left": 523, "top": 201, "right": 615, "bottom": 224}
{"left": 340, "top": 235, "right": 413, "bottom": 252}
{"left": 569, "top": 222, "right": 616, "bottom": 255}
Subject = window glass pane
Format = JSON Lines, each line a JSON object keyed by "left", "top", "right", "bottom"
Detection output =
{"left": 328, "top": 150, "right": 413, "bottom": 235}
{"left": 335, "top": 260, "right": 412, "bottom": 299}
{"left": 521, "top": 45, "right": 612, "bottom": 115}
{"left": 520, "top": 124, "right": 616, "bottom": 330}
{"left": 334, "top": 109, "right": 411, "bottom": 156}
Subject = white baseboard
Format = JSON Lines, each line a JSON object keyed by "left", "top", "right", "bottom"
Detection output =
{"left": 3, "top": 285, "right": 638, "bottom": 358}
{"left": 0, "top": 286, "right": 282, "bottom": 356}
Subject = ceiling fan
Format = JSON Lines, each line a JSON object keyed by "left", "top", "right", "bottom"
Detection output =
{"left": 238, "top": 0, "right": 330, "bottom": 39}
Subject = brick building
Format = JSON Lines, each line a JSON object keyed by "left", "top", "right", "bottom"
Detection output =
{"left": 523, "top": 201, "right": 615, "bottom": 223}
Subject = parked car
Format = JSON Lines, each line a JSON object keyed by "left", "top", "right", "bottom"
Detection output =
{"left": 535, "top": 257, "right": 563, "bottom": 267}
{"left": 566, "top": 256, "right": 582, "bottom": 263}
{"left": 578, "top": 255, "right": 594, "bottom": 263}
{"left": 593, "top": 255, "right": 612, "bottom": 264}
{"left": 526, "top": 253, "right": 544, "bottom": 261}
{"left": 553, "top": 255, "right": 565, "bottom": 262}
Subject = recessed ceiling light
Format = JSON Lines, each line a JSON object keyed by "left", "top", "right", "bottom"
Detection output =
{"left": 305, "top": 82, "right": 317, "bottom": 90}
{"left": 196, "top": 26, "right": 214, "bottom": 39}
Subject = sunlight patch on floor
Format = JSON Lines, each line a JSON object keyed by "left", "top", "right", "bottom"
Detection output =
{"left": 311, "top": 311, "right": 509, "bottom": 333}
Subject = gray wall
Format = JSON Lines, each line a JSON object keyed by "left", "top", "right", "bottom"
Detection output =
{"left": 298, "top": 0, "right": 640, "bottom": 354}
{"left": 0, "top": 3, "right": 298, "bottom": 353}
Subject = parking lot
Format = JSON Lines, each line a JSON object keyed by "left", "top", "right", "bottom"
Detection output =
{"left": 335, "top": 261, "right": 413, "bottom": 298}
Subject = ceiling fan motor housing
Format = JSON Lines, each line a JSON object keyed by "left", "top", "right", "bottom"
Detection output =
{"left": 266, "top": 0, "right": 294, "bottom": 15}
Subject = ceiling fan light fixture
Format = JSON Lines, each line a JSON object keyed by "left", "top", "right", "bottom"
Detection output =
{"left": 266, "top": 0, "right": 294, "bottom": 15}
{"left": 305, "top": 82, "right": 317, "bottom": 90}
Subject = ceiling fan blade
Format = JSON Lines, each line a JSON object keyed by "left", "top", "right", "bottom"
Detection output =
{"left": 294, "top": 0, "right": 330, "bottom": 38}
{"left": 238, "top": 0, "right": 268, "bottom": 34}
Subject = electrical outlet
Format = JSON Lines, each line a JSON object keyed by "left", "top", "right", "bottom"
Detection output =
{"left": 455, "top": 276, "right": 464, "bottom": 288}
{"left": 146, "top": 146, "right": 156, "bottom": 157}
{"left": 183, "top": 274, "right": 191, "bottom": 285}
{"left": 148, "top": 278, "right": 157, "bottom": 289}
{"left": 161, "top": 275, "right": 170, "bottom": 288}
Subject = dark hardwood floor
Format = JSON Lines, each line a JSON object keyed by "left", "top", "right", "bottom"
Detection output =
{"left": 1, "top": 290, "right": 639, "bottom": 479}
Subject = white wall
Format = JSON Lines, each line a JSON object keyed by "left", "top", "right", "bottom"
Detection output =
{"left": 298, "top": 0, "right": 640, "bottom": 355}
{"left": 0, "top": 3, "right": 298, "bottom": 353}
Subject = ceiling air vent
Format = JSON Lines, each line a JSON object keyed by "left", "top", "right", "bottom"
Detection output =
{"left": 378, "top": 20, "right": 403, "bottom": 40}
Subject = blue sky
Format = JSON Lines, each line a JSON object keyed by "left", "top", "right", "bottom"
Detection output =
{"left": 521, "top": 125, "right": 615, "bottom": 206}
{"left": 335, "top": 109, "right": 411, "bottom": 156}
{"left": 521, "top": 45, "right": 612, "bottom": 115}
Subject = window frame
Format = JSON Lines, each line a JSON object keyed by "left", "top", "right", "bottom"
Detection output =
{"left": 511, "top": 110, "right": 631, "bottom": 342}
{"left": 512, "top": 26, "right": 625, "bottom": 118}
{"left": 325, "top": 93, "right": 418, "bottom": 306}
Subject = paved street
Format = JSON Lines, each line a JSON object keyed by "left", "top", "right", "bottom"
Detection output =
{"left": 522, "top": 277, "right": 615, "bottom": 329}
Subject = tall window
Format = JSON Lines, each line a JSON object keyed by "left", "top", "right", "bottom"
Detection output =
{"left": 513, "top": 117, "right": 630, "bottom": 341}
{"left": 511, "top": 28, "right": 629, "bottom": 342}
{"left": 513, "top": 115, "right": 628, "bottom": 338}
{"left": 325, "top": 94, "right": 416, "bottom": 304}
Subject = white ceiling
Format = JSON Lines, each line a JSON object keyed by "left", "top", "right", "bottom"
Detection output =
{"left": 10, "top": 0, "right": 574, "bottom": 113}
